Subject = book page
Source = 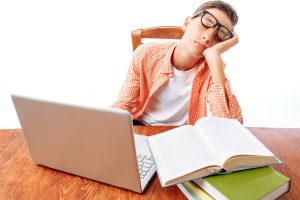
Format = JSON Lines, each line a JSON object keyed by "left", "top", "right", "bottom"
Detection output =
{"left": 148, "top": 125, "right": 220, "bottom": 183}
{"left": 194, "top": 118, "right": 276, "bottom": 165}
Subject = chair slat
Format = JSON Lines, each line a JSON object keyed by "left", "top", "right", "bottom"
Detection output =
{"left": 131, "top": 26, "right": 183, "bottom": 51}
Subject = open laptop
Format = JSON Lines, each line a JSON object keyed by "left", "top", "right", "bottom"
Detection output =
{"left": 11, "top": 94, "right": 156, "bottom": 193}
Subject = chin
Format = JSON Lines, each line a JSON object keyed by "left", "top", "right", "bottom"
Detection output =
{"left": 191, "top": 44, "right": 205, "bottom": 58}
{"left": 191, "top": 49, "right": 204, "bottom": 59}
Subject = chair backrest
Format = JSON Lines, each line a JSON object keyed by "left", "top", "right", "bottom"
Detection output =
{"left": 131, "top": 26, "right": 184, "bottom": 51}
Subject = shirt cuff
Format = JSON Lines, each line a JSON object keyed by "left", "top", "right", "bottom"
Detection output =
{"left": 207, "top": 79, "right": 232, "bottom": 116}
{"left": 209, "top": 79, "right": 233, "bottom": 97}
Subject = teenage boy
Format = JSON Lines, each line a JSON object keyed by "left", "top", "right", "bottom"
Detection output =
{"left": 113, "top": 0, "right": 243, "bottom": 126}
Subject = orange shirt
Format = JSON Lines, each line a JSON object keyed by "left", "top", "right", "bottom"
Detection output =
{"left": 112, "top": 42, "right": 243, "bottom": 125}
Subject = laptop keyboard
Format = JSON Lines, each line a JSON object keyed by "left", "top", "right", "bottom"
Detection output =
{"left": 137, "top": 154, "right": 154, "bottom": 179}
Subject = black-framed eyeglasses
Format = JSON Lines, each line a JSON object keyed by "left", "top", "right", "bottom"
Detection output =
{"left": 193, "top": 10, "right": 234, "bottom": 42}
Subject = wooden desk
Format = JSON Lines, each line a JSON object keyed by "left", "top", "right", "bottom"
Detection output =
{"left": 0, "top": 127, "right": 299, "bottom": 199}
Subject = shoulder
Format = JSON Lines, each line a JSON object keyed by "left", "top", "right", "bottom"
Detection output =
{"left": 131, "top": 42, "right": 176, "bottom": 73}
{"left": 133, "top": 42, "right": 176, "bottom": 58}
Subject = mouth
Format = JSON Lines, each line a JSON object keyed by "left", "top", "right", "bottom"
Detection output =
{"left": 193, "top": 41, "right": 206, "bottom": 49}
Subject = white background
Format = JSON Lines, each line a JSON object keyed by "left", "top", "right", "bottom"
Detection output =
{"left": 1, "top": 0, "right": 300, "bottom": 128}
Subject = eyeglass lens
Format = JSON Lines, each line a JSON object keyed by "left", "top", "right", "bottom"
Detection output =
{"left": 201, "top": 11, "right": 232, "bottom": 41}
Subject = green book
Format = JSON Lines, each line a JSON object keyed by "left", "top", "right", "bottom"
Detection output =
{"left": 193, "top": 167, "right": 290, "bottom": 200}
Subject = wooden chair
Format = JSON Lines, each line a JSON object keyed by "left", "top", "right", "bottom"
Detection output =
{"left": 131, "top": 26, "right": 184, "bottom": 51}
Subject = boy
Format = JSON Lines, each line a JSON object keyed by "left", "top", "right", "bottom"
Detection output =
{"left": 113, "top": 0, "right": 243, "bottom": 125}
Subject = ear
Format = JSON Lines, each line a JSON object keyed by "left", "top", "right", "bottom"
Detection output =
{"left": 182, "top": 16, "right": 192, "bottom": 32}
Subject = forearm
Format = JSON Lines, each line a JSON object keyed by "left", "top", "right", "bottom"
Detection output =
{"left": 205, "top": 53, "right": 226, "bottom": 87}
{"left": 202, "top": 32, "right": 239, "bottom": 86}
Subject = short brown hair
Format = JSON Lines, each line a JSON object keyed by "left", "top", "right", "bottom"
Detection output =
{"left": 192, "top": 0, "right": 238, "bottom": 26}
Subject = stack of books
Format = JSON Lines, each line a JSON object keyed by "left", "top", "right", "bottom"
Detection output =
{"left": 177, "top": 167, "right": 290, "bottom": 200}
{"left": 146, "top": 117, "right": 290, "bottom": 199}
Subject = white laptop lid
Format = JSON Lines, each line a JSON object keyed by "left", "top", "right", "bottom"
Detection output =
{"left": 11, "top": 94, "right": 142, "bottom": 193}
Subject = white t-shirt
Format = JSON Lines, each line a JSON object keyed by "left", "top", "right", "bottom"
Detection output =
{"left": 138, "top": 66, "right": 196, "bottom": 126}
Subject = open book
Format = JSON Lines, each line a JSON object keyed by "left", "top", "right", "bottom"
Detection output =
{"left": 147, "top": 117, "right": 281, "bottom": 187}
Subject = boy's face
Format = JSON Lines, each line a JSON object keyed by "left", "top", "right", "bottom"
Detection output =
{"left": 181, "top": 8, "right": 234, "bottom": 58}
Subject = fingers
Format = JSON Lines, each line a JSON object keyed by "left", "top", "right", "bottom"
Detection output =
{"left": 230, "top": 31, "right": 239, "bottom": 45}
{"left": 225, "top": 32, "right": 239, "bottom": 47}
{"left": 216, "top": 32, "right": 239, "bottom": 53}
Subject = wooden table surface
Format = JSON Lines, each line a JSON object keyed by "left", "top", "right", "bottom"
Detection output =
{"left": 0, "top": 127, "right": 299, "bottom": 199}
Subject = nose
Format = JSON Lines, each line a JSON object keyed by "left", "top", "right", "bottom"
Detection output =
{"left": 201, "top": 28, "right": 217, "bottom": 45}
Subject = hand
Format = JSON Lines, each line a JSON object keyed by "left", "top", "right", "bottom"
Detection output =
{"left": 201, "top": 32, "right": 238, "bottom": 86}
{"left": 202, "top": 31, "right": 239, "bottom": 59}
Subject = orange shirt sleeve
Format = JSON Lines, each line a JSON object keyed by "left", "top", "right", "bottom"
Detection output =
{"left": 206, "top": 79, "right": 243, "bottom": 124}
{"left": 112, "top": 46, "right": 142, "bottom": 114}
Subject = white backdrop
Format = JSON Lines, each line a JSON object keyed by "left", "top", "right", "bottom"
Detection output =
{"left": 1, "top": 0, "right": 300, "bottom": 128}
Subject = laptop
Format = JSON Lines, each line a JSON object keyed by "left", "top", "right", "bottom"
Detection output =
{"left": 11, "top": 94, "right": 156, "bottom": 193}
